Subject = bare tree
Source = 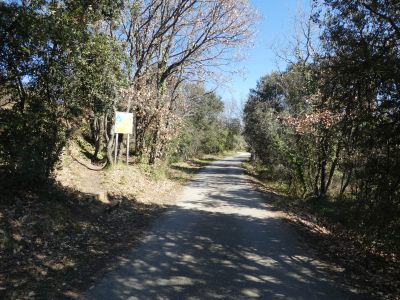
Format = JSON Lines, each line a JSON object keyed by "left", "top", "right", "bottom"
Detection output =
{"left": 113, "top": 0, "right": 257, "bottom": 163}
{"left": 271, "top": 1, "right": 321, "bottom": 67}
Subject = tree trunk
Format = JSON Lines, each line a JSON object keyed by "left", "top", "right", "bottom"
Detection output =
{"left": 105, "top": 110, "right": 116, "bottom": 165}
{"left": 91, "top": 115, "right": 104, "bottom": 160}
{"left": 106, "top": 133, "right": 115, "bottom": 165}
{"left": 320, "top": 158, "right": 327, "bottom": 198}
{"left": 118, "top": 134, "right": 125, "bottom": 162}
{"left": 340, "top": 168, "right": 352, "bottom": 196}
{"left": 313, "top": 165, "right": 320, "bottom": 196}
{"left": 135, "top": 128, "right": 144, "bottom": 159}
{"left": 325, "top": 143, "right": 341, "bottom": 193}
{"left": 135, "top": 107, "right": 144, "bottom": 158}
{"left": 148, "top": 123, "right": 160, "bottom": 165}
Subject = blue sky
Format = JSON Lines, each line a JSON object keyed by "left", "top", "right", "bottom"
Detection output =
{"left": 217, "top": 0, "right": 312, "bottom": 105}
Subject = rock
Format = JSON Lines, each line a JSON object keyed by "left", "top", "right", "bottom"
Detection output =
{"left": 96, "top": 192, "right": 110, "bottom": 204}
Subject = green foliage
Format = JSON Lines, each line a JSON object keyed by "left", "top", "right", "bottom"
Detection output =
{"left": 244, "top": 0, "right": 400, "bottom": 251}
{"left": 0, "top": 101, "right": 68, "bottom": 182}
{"left": 171, "top": 84, "right": 242, "bottom": 161}
{"left": 318, "top": 0, "right": 400, "bottom": 248}
{"left": 225, "top": 118, "right": 244, "bottom": 151}
{"left": 1, "top": 0, "right": 252, "bottom": 174}
{"left": 78, "top": 34, "right": 126, "bottom": 115}
{"left": 0, "top": 1, "right": 125, "bottom": 182}
{"left": 244, "top": 67, "right": 324, "bottom": 196}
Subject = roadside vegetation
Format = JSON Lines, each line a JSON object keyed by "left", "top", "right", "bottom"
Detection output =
{"left": 0, "top": 0, "right": 252, "bottom": 182}
{"left": 0, "top": 0, "right": 249, "bottom": 298}
{"left": 243, "top": 1, "right": 399, "bottom": 298}
{"left": 0, "top": 141, "right": 234, "bottom": 299}
{"left": 1, "top": 0, "right": 399, "bottom": 298}
{"left": 244, "top": 0, "right": 400, "bottom": 256}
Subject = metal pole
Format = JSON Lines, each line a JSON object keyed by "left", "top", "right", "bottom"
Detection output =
{"left": 126, "top": 134, "right": 130, "bottom": 166}
{"left": 114, "top": 133, "right": 118, "bottom": 164}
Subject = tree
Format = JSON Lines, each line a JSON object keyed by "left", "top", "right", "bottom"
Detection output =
{"left": 0, "top": 0, "right": 124, "bottom": 181}
{"left": 245, "top": 0, "right": 400, "bottom": 250}
{"left": 318, "top": 0, "right": 400, "bottom": 244}
{"left": 168, "top": 83, "right": 244, "bottom": 161}
{"left": 115, "top": 0, "right": 256, "bottom": 164}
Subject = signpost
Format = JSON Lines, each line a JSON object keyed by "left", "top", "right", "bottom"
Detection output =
{"left": 114, "top": 112, "right": 133, "bottom": 165}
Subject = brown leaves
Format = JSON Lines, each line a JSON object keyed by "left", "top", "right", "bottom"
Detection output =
{"left": 281, "top": 109, "right": 341, "bottom": 134}
{"left": 0, "top": 183, "right": 165, "bottom": 299}
{"left": 282, "top": 203, "right": 400, "bottom": 299}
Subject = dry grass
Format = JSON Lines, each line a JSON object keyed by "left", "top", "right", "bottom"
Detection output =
{"left": 0, "top": 141, "right": 232, "bottom": 299}
{"left": 56, "top": 144, "right": 233, "bottom": 206}
{"left": 242, "top": 162, "right": 400, "bottom": 300}
{"left": 0, "top": 183, "right": 165, "bottom": 299}
{"left": 56, "top": 144, "right": 184, "bottom": 207}
{"left": 102, "top": 164, "right": 181, "bottom": 205}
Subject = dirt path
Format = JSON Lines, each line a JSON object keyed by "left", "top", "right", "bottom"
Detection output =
{"left": 56, "top": 148, "right": 105, "bottom": 197}
{"left": 85, "top": 153, "right": 367, "bottom": 299}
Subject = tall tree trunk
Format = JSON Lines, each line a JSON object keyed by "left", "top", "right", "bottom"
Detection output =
{"left": 340, "top": 168, "right": 352, "bottom": 197}
{"left": 91, "top": 115, "right": 104, "bottom": 160}
{"left": 107, "top": 133, "right": 115, "bottom": 165}
{"left": 320, "top": 159, "right": 327, "bottom": 198}
{"left": 135, "top": 106, "right": 145, "bottom": 158}
{"left": 105, "top": 109, "right": 116, "bottom": 165}
{"left": 318, "top": 136, "right": 329, "bottom": 198}
{"left": 314, "top": 162, "right": 321, "bottom": 196}
{"left": 325, "top": 142, "right": 341, "bottom": 193}
{"left": 148, "top": 121, "right": 160, "bottom": 165}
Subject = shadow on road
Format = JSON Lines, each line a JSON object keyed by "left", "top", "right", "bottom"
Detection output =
{"left": 87, "top": 155, "right": 367, "bottom": 299}
{"left": 87, "top": 205, "right": 367, "bottom": 299}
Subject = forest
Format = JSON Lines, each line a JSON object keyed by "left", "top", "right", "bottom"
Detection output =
{"left": 0, "top": 0, "right": 399, "bottom": 298}
{"left": 0, "top": 1, "right": 251, "bottom": 297}
{"left": 0, "top": 0, "right": 250, "bottom": 182}
{"left": 244, "top": 0, "right": 400, "bottom": 253}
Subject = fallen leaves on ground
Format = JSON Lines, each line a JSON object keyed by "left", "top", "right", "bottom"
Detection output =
{"left": 246, "top": 173, "right": 400, "bottom": 300}
{"left": 0, "top": 187, "right": 165, "bottom": 299}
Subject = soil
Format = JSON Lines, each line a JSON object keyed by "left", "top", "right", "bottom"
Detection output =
{"left": 0, "top": 185, "right": 166, "bottom": 299}
{"left": 0, "top": 144, "right": 212, "bottom": 299}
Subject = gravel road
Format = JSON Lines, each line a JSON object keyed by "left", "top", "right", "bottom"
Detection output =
{"left": 86, "top": 153, "right": 364, "bottom": 299}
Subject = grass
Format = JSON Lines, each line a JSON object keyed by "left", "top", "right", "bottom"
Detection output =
{"left": 241, "top": 161, "right": 289, "bottom": 195}
{"left": 241, "top": 160, "right": 400, "bottom": 299}
{"left": 132, "top": 151, "right": 237, "bottom": 184}
{"left": 243, "top": 161, "right": 365, "bottom": 230}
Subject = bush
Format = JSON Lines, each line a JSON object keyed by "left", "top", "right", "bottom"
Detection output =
{"left": 0, "top": 102, "right": 68, "bottom": 184}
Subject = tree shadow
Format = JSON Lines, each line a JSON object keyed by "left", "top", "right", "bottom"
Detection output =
{"left": 0, "top": 179, "right": 164, "bottom": 299}
{"left": 70, "top": 154, "right": 107, "bottom": 171}
{"left": 169, "top": 164, "right": 200, "bottom": 176}
{"left": 86, "top": 205, "right": 369, "bottom": 299}
{"left": 85, "top": 155, "right": 370, "bottom": 300}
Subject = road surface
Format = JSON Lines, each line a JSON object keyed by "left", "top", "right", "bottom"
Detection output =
{"left": 86, "top": 153, "right": 364, "bottom": 299}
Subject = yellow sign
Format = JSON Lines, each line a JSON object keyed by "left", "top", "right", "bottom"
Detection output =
{"left": 115, "top": 112, "right": 133, "bottom": 134}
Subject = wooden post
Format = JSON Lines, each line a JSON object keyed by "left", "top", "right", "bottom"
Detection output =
{"left": 114, "top": 133, "right": 119, "bottom": 164}
{"left": 126, "top": 134, "right": 130, "bottom": 166}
